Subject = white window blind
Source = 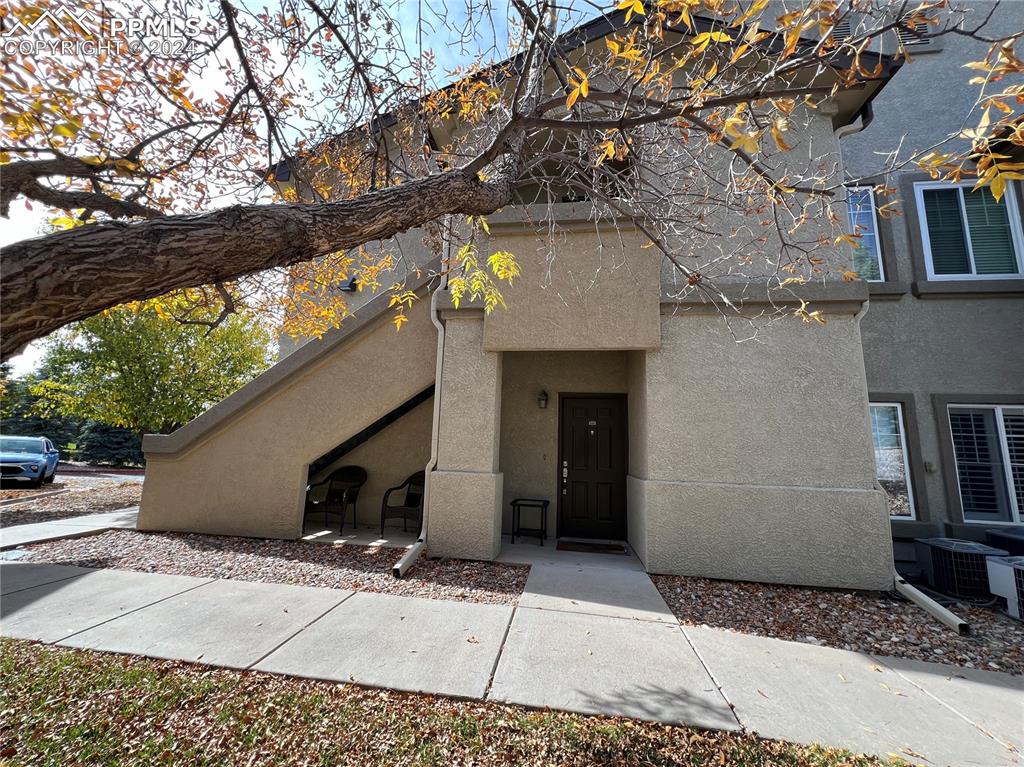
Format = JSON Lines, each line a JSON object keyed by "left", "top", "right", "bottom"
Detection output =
{"left": 949, "top": 405, "right": 1024, "bottom": 524}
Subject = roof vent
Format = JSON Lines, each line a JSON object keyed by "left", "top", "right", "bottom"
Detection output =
{"left": 896, "top": 24, "right": 930, "bottom": 46}
{"left": 892, "top": 21, "right": 942, "bottom": 53}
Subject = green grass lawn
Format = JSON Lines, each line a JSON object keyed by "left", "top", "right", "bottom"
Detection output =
{"left": 0, "top": 638, "right": 914, "bottom": 766}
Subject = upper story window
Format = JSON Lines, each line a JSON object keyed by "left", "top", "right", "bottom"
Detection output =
{"left": 846, "top": 186, "right": 884, "bottom": 281}
{"left": 914, "top": 181, "right": 1024, "bottom": 280}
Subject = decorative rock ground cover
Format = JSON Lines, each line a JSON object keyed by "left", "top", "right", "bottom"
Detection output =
{"left": 653, "top": 574, "right": 1024, "bottom": 675}
{"left": 0, "top": 482, "right": 142, "bottom": 528}
{"left": 22, "top": 529, "right": 529, "bottom": 604}
{"left": 0, "top": 484, "right": 67, "bottom": 501}
{"left": 0, "top": 638, "right": 911, "bottom": 767}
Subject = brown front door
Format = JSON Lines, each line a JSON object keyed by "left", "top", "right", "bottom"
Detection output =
{"left": 558, "top": 395, "right": 627, "bottom": 539}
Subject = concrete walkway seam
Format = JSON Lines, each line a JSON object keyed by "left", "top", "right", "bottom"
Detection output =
{"left": 245, "top": 591, "right": 357, "bottom": 671}
{"left": 677, "top": 623, "right": 745, "bottom": 731}
{"left": 482, "top": 602, "right": 518, "bottom": 700}
{"left": 871, "top": 654, "right": 1016, "bottom": 751}
{"left": 54, "top": 578, "right": 216, "bottom": 645}
{"left": 1, "top": 570, "right": 88, "bottom": 596}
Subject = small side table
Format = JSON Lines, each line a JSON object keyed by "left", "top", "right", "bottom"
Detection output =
{"left": 511, "top": 498, "right": 549, "bottom": 546}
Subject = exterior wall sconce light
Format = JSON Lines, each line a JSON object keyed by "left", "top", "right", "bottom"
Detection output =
{"left": 537, "top": 390, "right": 549, "bottom": 409}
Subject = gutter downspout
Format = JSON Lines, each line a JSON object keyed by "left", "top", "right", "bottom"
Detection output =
{"left": 894, "top": 570, "right": 970, "bottom": 635}
{"left": 834, "top": 113, "right": 865, "bottom": 143}
{"left": 392, "top": 240, "right": 450, "bottom": 578}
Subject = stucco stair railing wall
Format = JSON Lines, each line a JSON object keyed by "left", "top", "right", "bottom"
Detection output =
{"left": 139, "top": 279, "right": 438, "bottom": 540}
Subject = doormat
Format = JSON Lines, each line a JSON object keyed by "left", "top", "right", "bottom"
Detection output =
{"left": 556, "top": 541, "right": 628, "bottom": 555}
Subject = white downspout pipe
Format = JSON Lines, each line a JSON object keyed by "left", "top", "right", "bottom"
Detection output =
{"left": 894, "top": 570, "right": 970, "bottom": 635}
{"left": 392, "top": 241, "right": 450, "bottom": 578}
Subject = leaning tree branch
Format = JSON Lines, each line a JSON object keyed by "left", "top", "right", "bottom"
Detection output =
{"left": 0, "top": 158, "right": 163, "bottom": 219}
{"left": 0, "top": 168, "right": 513, "bottom": 359}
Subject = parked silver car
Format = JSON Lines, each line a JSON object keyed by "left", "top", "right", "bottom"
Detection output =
{"left": 0, "top": 436, "right": 60, "bottom": 487}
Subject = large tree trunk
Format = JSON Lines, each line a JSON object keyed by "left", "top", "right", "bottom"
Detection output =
{"left": 1, "top": 169, "right": 510, "bottom": 359}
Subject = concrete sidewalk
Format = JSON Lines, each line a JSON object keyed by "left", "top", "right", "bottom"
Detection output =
{"left": 1, "top": 558, "right": 1020, "bottom": 767}
{"left": 0, "top": 508, "right": 139, "bottom": 550}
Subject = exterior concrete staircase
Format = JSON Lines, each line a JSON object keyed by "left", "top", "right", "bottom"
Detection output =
{"left": 138, "top": 274, "right": 440, "bottom": 539}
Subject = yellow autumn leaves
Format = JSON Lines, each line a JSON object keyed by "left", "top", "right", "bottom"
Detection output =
{"left": 722, "top": 106, "right": 792, "bottom": 156}
{"left": 448, "top": 243, "right": 521, "bottom": 314}
{"left": 690, "top": 30, "right": 732, "bottom": 53}
{"left": 616, "top": 0, "right": 645, "bottom": 24}
{"left": 566, "top": 67, "right": 590, "bottom": 109}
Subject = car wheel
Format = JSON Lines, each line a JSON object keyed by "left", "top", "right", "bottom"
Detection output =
{"left": 44, "top": 471, "right": 56, "bottom": 484}
{"left": 32, "top": 474, "right": 45, "bottom": 488}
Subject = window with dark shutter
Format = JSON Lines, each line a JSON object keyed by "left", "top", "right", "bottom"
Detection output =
{"left": 916, "top": 182, "right": 1023, "bottom": 279}
{"left": 962, "top": 187, "right": 1017, "bottom": 274}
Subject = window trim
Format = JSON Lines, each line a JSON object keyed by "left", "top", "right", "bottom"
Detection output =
{"left": 947, "top": 403, "right": 1023, "bottom": 525}
{"left": 869, "top": 401, "right": 916, "bottom": 520}
{"left": 913, "top": 180, "right": 1024, "bottom": 281}
{"left": 847, "top": 185, "right": 886, "bottom": 282}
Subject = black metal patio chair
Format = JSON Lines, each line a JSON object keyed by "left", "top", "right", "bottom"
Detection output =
{"left": 304, "top": 465, "right": 368, "bottom": 535}
{"left": 380, "top": 470, "right": 425, "bottom": 536}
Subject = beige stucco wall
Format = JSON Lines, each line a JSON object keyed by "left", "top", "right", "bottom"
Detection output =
{"left": 629, "top": 309, "right": 893, "bottom": 589}
{"left": 481, "top": 224, "right": 661, "bottom": 351}
{"left": 498, "top": 350, "right": 629, "bottom": 536}
{"left": 139, "top": 297, "right": 437, "bottom": 539}
{"left": 428, "top": 470, "right": 504, "bottom": 560}
{"left": 657, "top": 104, "right": 849, "bottom": 296}
{"left": 626, "top": 350, "right": 649, "bottom": 566}
{"left": 427, "top": 314, "right": 504, "bottom": 559}
{"left": 308, "top": 397, "right": 433, "bottom": 530}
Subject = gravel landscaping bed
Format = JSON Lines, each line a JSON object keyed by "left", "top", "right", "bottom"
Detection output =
{"left": 23, "top": 529, "right": 528, "bottom": 604}
{"left": 0, "top": 482, "right": 141, "bottom": 528}
{"left": 0, "top": 484, "right": 67, "bottom": 501}
{"left": 0, "top": 638, "right": 910, "bottom": 767}
{"left": 653, "top": 575, "right": 1024, "bottom": 675}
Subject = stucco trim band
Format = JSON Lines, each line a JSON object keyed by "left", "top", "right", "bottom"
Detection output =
{"left": 660, "top": 279, "right": 868, "bottom": 315}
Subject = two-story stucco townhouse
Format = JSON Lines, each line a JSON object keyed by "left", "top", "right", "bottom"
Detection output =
{"left": 138, "top": 7, "right": 1020, "bottom": 591}
{"left": 839, "top": 0, "right": 1024, "bottom": 574}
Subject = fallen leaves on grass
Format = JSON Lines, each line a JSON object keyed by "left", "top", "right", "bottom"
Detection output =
{"left": 0, "top": 638, "right": 915, "bottom": 767}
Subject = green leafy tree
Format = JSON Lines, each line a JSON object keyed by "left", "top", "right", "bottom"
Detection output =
{"left": 36, "top": 302, "right": 272, "bottom": 439}
{"left": 0, "top": 364, "right": 82, "bottom": 448}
